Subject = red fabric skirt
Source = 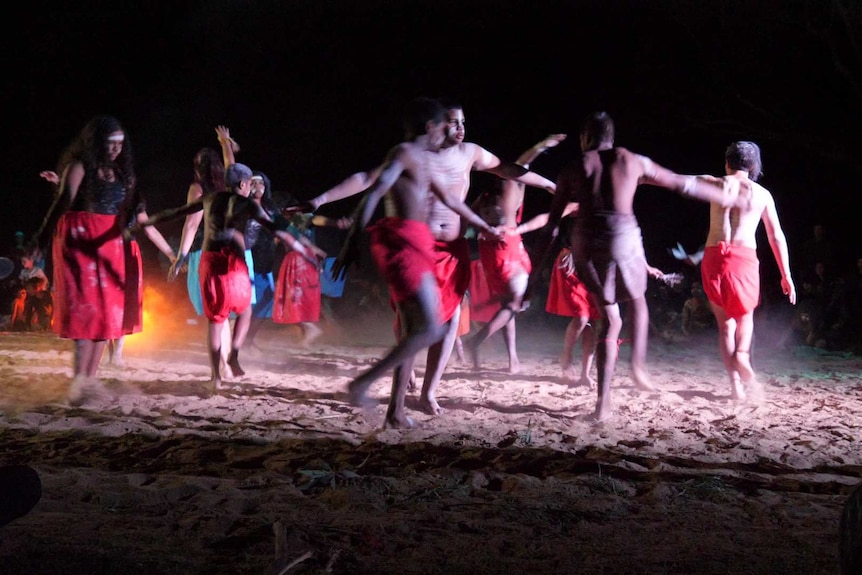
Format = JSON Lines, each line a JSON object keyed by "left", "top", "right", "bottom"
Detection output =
{"left": 432, "top": 237, "right": 471, "bottom": 323}
{"left": 272, "top": 251, "right": 321, "bottom": 324}
{"left": 52, "top": 211, "right": 126, "bottom": 340}
{"left": 369, "top": 217, "right": 437, "bottom": 305}
{"left": 701, "top": 242, "right": 760, "bottom": 319}
{"left": 122, "top": 238, "right": 144, "bottom": 334}
{"left": 546, "top": 248, "right": 600, "bottom": 319}
{"left": 199, "top": 248, "right": 252, "bottom": 323}
{"left": 478, "top": 234, "right": 532, "bottom": 297}
{"left": 468, "top": 258, "right": 500, "bottom": 324}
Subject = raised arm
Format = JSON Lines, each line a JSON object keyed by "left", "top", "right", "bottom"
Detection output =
{"left": 515, "top": 134, "right": 567, "bottom": 169}
{"left": 471, "top": 144, "right": 557, "bottom": 194}
{"left": 215, "top": 125, "right": 239, "bottom": 168}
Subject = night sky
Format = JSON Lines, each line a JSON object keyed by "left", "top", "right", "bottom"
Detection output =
{"left": 7, "top": 0, "right": 861, "bottom": 278}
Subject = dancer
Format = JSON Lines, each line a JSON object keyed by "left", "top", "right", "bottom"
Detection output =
{"left": 39, "top": 169, "right": 176, "bottom": 365}
{"left": 332, "top": 97, "right": 502, "bottom": 428}
{"left": 699, "top": 141, "right": 795, "bottom": 401}
{"left": 466, "top": 133, "right": 567, "bottom": 373}
{"left": 32, "top": 116, "right": 146, "bottom": 402}
{"left": 528, "top": 111, "right": 742, "bottom": 422}
{"left": 138, "top": 163, "right": 319, "bottom": 390}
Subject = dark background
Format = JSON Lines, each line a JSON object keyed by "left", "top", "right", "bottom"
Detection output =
{"left": 5, "top": 0, "right": 861, "bottom": 281}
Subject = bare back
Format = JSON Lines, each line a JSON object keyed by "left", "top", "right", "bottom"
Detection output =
{"left": 561, "top": 147, "right": 653, "bottom": 215}
{"left": 200, "top": 192, "right": 266, "bottom": 256}
{"left": 704, "top": 174, "right": 775, "bottom": 249}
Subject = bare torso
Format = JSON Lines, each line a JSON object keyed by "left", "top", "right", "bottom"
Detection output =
{"left": 200, "top": 192, "right": 262, "bottom": 256}
{"left": 425, "top": 143, "right": 480, "bottom": 241}
{"left": 380, "top": 143, "right": 439, "bottom": 223}
{"left": 704, "top": 174, "right": 768, "bottom": 249}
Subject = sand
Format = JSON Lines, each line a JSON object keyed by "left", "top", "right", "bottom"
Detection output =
{"left": 0, "top": 301, "right": 860, "bottom": 574}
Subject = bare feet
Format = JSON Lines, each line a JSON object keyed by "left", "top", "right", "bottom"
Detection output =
{"left": 407, "top": 370, "right": 417, "bottom": 393}
{"left": 347, "top": 381, "right": 377, "bottom": 410}
{"left": 227, "top": 354, "right": 245, "bottom": 378}
{"left": 561, "top": 363, "right": 577, "bottom": 382}
{"left": 591, "top": 404, "right": 613, "bottom": 423}
{"left": 631, "top": 367, "right": 656, "bottom": 392}
{"left": 68, "top": 376, "right": 112, "bottom": 406}
{"left": 746, "top": 378, "right": 765, "bottom": 403}
{"left": 466, "top": 337, "right": 480, "bottom": 370}
{"left": 384, "top": 414, "right": 415, "bottom": 429}
{"left": 299, "top": 323, "right": 323, "bottom": 348}
{"left": 508, "top": 357, "right": 521, "bottom": 375}
{"left": 577, "top": 375, "right": 597, "bottom": 390}
{"left": 418, "top": 396, "right": 444, "bottom": 416}
{"left": 731, "top": 377, "right": 746, "bottom": 401}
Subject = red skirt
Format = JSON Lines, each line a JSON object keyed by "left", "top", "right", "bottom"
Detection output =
{"left": 52, "top": 211, "right": 126, "bottom": 339}
{"left": 199, "top": 248, "right": 252, "bottom": 323}
{"left": 272, "top": 251, "right": 321, "bottom": 324}
{"left": 432, "top": 237, "right": 471, "bottom": 323}
{"left": 468, "top": 258, "right": 500, "bottom": 324}
{"left": 122, "top": 238, "right": 144, "bottom": 334}
{"left": 546, "top": 248, "right": 600, "bottom": 319}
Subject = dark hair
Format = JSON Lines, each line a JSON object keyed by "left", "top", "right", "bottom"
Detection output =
{"left": 193, "top": 148, "right": 226, "bottom": 195}
{"left": 580, "top": 111, "right": 614, "bottom": 151}
{"left": 252, "top": 170, "right": 276, "bottom": 214}
{"left": 438, "top": 98, "right": 463, "bottom": 111}
{"left": 59, "top": 115, "right": 135, "bottom": 191}
{"left": 402, "top": 97, "right": 445, "bottom": 139}
{"left": 725, "top": 141, "right": 763, "bottom": 181}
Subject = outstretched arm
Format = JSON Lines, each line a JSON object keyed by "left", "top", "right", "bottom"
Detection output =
{"left": 639, "top": 157, "right": 740, "bottom": 208}
{"left": 33, "top": 163, "right": 84, "bottom": 250}
{"left": 515, "top": 134, "right": 567, "bottom": 169}
{"left": 511, "top": 202, "right": 578, "bottom": 235}
{"left": 470, "top": 144, "right": 557, "bottom": 193}
{"left": 304, "top": 165, "right": 384, "bottom": 212}
{"left": 136, "top": 210, "right": 177, "bottom": 261}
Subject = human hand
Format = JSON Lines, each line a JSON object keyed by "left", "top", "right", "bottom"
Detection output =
{"left": 215, "top": 125, "right": 240, "bottom": 152}
{"left": 282, "top": 201, "right": 314, "bottom": 216}
{"left": 39, "top": 171, "right": 60, "bottom": 184}
{"left": 539, "top": 134, "right": 567, "bottom": 150}
{"left": 331, "top": 242, "right": 359, "bottom": 282}
{"left": 782, "top": 277, "right": 796, "bottom": 305}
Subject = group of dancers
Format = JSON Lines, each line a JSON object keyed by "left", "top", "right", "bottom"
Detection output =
{"left": 29, "top": 99, "right": 795, "bottom": 424}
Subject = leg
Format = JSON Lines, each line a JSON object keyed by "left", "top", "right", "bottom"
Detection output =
{"left": 299, "top": 321, "right": 323, "bottom": 347}
{"left": 111, "top": 336, "right": 125, "bottom": 366}
{"left": 386, "top": 360, "right": 416, "bottom": 428}
{"left": 226, "top": 307, "right": 251, "bottom": 378}
{"left": 595, "top": 303, "right": 622, "bottom": 422}
{"left": 466, "top": 273, "right": 526, "bottom": 372}
{"left": 561, "top": 316, "right": 589, "bottom": 381}
{"left": 349, "top": 274, "right": 445, "bottom": 409}
{"left": 208, "top": 321, "right": 225, "bottom": 389}
{"left": 709, "top": 302, "right": 745, "bottom": 399}
{"left": 628, "top": 296, "right": 655, "bottom": 391}
{"left": 579, "top": 321, "right": 596, "bottom": 387}
{"left": 419, "top": 305, "right": 460, "bottom": 415}
{"left": 219, "top": 320, "right": 233, "bottom": 379}
{"left": 733, "top": 311, "right": 762, "bottom": 400}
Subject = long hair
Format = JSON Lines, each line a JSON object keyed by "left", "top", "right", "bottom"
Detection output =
{"left": 58, "top": 115, "right": 136, "bottom": 191}
{"left": 193, "top": 148, "right": 225, "bottom": 196}
{"left": 252, "top": 170, "right": 276, "bottom": 215}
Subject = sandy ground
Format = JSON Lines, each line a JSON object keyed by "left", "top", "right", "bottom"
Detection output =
{"left": 0, "top": 301, "right": 860, "bottom": 574}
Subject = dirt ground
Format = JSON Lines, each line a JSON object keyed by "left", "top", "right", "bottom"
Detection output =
{"left": 0, "top": 306, "right": 859, "bottom": 574}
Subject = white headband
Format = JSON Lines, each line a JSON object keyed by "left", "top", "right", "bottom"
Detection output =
{"left": 108, "top": 134, "right": 125, "bottom": 142}
{"left": 250, "top": 175, "right": 264, "bottom": 181}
